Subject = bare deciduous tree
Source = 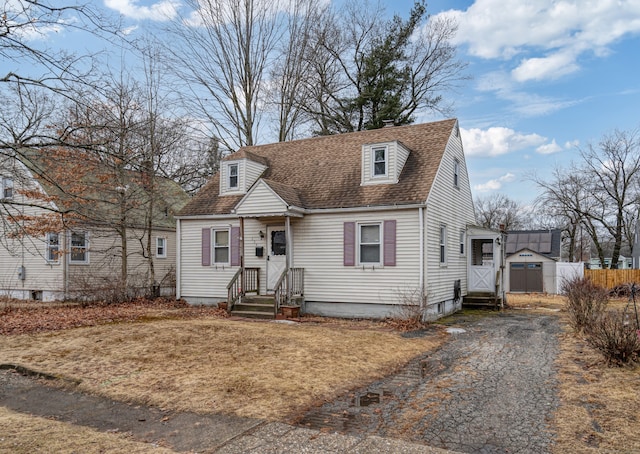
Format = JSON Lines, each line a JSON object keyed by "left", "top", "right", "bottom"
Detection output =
{"left": 535, "top": 128, "right": 640, "bottom": 268}
{"left": 165, "top": 0, "right": 284, "bottom": 151}
{"left": 474, "top": 193, "right": 531, "bottom": 231}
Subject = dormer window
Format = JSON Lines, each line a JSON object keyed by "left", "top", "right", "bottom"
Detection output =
{"left": 372, "top": 147, "right": 387, "bottom": 177}
{"left": 361, "top": 141, "right": 409, "bottom": 186}
{"left": 228, "top": 163, "right": 238, "bottom": 189}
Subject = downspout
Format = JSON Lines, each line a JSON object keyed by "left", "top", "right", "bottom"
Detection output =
{"left": 419, "top": 206, "right": 425, "bottom": 306}
{"left": 176, "top": 219, "right": 181, "bottom": 300}
{"left": 63, "top": 229, "right": 68, "bottom": 300}
{"left": 286, "top": 216, "right": 292, "bottom": 268}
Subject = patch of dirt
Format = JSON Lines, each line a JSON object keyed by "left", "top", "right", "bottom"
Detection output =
{"left": 0, "top": 297, "right": 225, "bottom": 335}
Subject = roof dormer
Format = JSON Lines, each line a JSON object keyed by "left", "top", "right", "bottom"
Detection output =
{"left": 361, "top": 140, "right": 411, "bottom": 186}
{"left": 219, "top": 153, "right": 268, "bottom": 196}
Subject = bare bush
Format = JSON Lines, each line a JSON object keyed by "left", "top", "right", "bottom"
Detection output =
{"left": 585, "top": 310, "right": 640, "bottom": 366}
{"left": 388, "top": 288, "right": 429, "bottom": 331}
{"left": 561, "top": 276, "right": 609, "bottom": 332}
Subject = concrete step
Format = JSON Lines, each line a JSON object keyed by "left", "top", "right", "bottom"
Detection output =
{"left": 230, "top": 309, "right": 276, "bottom": 320}
{"left": 231, "top": 296, "right": 276, "bottom": 319}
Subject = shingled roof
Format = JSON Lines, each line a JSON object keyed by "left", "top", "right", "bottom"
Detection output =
{"left": 179, "top": 119, "right": 458, "bottom": 217}
{"left": 17, "top": 149, "right": 190, "bottom": 229}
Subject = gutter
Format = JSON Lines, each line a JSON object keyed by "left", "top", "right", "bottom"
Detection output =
{"left": 176, "top": 202, "right": 428, "bottom": 220}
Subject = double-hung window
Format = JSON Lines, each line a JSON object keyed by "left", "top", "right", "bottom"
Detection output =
{"left": 70, "top": 232, "right": 89, "bottom": 264}
{"left": 439, "top": 225, "right": 447, "bottom": 264}
{"left": 156, "top": 237, "right": 167, "bottom": 258}
{"left": 372, "top": 147, "right": 387, "bottom": 177}
{"left": 2, "top": 177, "right": 13, "bottom": 199}
{"left": 213, "top": 229, "right": 230, "bottom": 264}
{"left": 228, "top": 163, "right": 238, "bottom": 190}
{"left": 459, "top": 230, "right": 465, "bottom": 255}
{"left": 46, "top": 232, "right": 60, "bottom": 263}
{"left": 359, "top": 223, "right": 381, "bottom": 265}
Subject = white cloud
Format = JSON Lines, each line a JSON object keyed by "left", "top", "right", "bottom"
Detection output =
{"left": 512, "top": 51, "right": 580, "bottom": 82}
{"left": 474, "top": 173, "right": 516, "bottom": 192}
{"left": 475, "top": 71, "right": 580, "bottom": 117}
{"left": 437, "top": 0, "right": 640, "bottom": 82}
{"left": 536, "top": 139, "right": 562, "bottom": 155}
{"left": 104, "top": 0, "right": 180, "bottom": 21}
{"left": 461, "top": 126, "right": 547, "bottom": 157}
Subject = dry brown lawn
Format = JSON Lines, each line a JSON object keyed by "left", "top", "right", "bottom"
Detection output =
{"left": 0, "top": 407, "right": 173, "bottom": 453}
{"left": 3, "top": 295, "right": 640, "bottom": 453}
{"left": 0, "top": 317, "right": 445, "bottom": 421}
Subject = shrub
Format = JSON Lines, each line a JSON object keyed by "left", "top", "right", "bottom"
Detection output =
{"left": 389, "top": 287, "right": 429, "bottom": 331}
{"left": 585, "top": 310, "right": 640, "bottom": 366}
{"left": 561, "top": 276, "right": 609, "bottom": 333}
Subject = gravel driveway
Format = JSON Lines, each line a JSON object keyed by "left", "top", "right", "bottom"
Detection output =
{"left": 299, "top": 312, "right": 561, "bottom": 453}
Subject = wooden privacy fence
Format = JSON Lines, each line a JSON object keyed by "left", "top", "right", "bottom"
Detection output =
{"left": 585, "top": 269, "right": 640, "bottom": 289}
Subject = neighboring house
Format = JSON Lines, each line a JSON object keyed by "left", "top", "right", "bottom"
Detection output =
{"left": 504, "top": 229, "right": 579, "bottom": 293}
{"left": 0, "top": 150, "right": 189, "bottom": 301}
{"left": 176, "top": 119, "right": 487, "bottom": 320}
{"left": 588, "top": 256, "right": 633, "bottom": 270}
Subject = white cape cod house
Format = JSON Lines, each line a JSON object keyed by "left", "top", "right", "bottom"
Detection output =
{"left": 176, "top": 119, "right": 499, "bottom": 320}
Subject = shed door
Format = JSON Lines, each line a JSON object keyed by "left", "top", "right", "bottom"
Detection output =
{"left": 510, "top": 262, "right": 543, "bottom": 292}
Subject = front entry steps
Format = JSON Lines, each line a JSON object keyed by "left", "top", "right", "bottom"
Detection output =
{"left": 463, "top": 292, "right": 503, "bottom": 309}
{"left": 230, "top": 296, "right": 276, "bottom": 319}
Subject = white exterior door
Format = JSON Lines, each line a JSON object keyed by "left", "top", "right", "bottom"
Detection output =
{"left": 469, "top": 266, "right": 494, "bottom": 292}
{"left": 266, "top": 225, "right": 287, "bottom": 292}
{"left": 468, "top": 237, "right": 496, "bottom": 293}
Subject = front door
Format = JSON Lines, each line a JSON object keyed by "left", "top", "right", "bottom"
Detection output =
{"left": 266, "top": 225, "right": 287, "bottom": 292}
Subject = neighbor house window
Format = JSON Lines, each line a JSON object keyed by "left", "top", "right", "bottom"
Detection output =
{"left": 213, "top": 228, "right": 230, "bottom": 264}
{"left": 69, "top": 232, "right": 88, "bottom": 264}
{"left": 359, "top": 223, "right": 381, "bottom": 264}
{"left": 156, "top": 237, "right": 167, "bottom": 258}
{"left": 2, "top": 177, "right": 13, "bottom": 199}
{"left": 46, "top": 232, "right": 60, "bottom": 263}
{"left": 459, "top": 230, "right": 465, "bottom": 255}
{"left": 228, "top": 163, "right": 238, "bottom": 189}
{"left": 453, "top": 159, "right": 459, "bottom": 187}
{"left": 372, "top": 147, "right": 387, "bottom": 177}
{"left": 439, "top": 225, "right": 447, "bottom": 264}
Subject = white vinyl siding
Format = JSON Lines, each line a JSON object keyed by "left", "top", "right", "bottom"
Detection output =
{"left": 424, "top": 125, "right": 476, "bottom": 305}
{"left": 235, "top": 180, "right": 288, "bottom": 215}
{"left": 293, "top": 210, "right": 420, "bottom": 305}
{"left": 179, "top": 219, "right": 239, "bottom": 299}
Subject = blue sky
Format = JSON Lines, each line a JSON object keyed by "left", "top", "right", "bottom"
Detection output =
{"left": 8, "top": 0, "right": 640, "bottom": 206}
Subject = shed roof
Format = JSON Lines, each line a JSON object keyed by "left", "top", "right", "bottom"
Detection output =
{"left": 506, "top": 229, "right": 562, "bottom": 259}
